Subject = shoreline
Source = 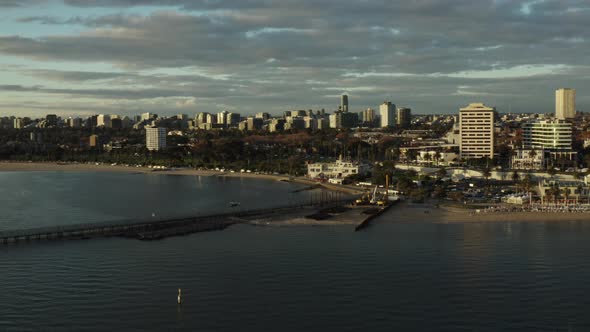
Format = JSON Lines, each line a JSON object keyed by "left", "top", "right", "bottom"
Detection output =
{"left": 0, "top": 161, "right": 364, "bottom": 195}
{"left": 380, "top": 201, "right": 590, "bottom": 224}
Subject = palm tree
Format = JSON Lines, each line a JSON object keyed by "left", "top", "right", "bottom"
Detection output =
{"left": 434, "top": 151, "right": 441, "bottom": 166}
{"left": 511, "top": 171, "right": 520, "bottom": 183}
{"left": 528, "top": 149, "right": 537, "bottom": 170}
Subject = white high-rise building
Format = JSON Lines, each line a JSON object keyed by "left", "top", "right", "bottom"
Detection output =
{"left": 379, "top": 101, "right": 395, "bottom": 128}
{"left": 97, "top": 114, "right": 111, "bottom": 128}
{"left": 555, "top": 88, "right": 575, "bottom": 119}
{"left": 146, "top": 127, "right": 166, "bottom": 151}
{"left": 459, "top": 103, "right": 495, "bottom": 159}
{"left": 217, "top": 111, "right": 229, "bottom": 126}
{"left": 13, "top": 118, "right": 23, "bottom": 129}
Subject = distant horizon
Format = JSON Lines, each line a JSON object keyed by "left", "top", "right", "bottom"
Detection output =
{"left": 1, "top": 1, "right": 588, "bottom": 117}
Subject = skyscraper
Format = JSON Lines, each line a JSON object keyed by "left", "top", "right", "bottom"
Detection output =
{"left": 146, "top": 127, "right": 167, "bottom": 151}
{"left": 459, "top": 103, "right": 495, "bottom": 159}
{"left": 379, "top": 101, "right": 395, "bottom": 128}
{"left": 396, "top": 107, "right": 412, "bottom": 128}
{"left": 555, "top": 88, "right": 575, "bottom": 119}
{"left": 341, "top": 94, "right": 349, "bottom": 113}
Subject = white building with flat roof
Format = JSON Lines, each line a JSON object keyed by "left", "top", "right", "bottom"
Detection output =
{"left": 307, "top": 158, "right": 369, "bottom": 180}
{"left": 459, "top": 103, "right": 495, "bottom": 159}
{"left": 555, "top": 88, "right": 575, "bottom": 120}
{"left": 379, "top": 101, "right": 395, "bottom": 128}
{"left": 146, "top": 127, "right": 166, "bottom": 151}
{"left": 523, "top": 119, "right": 572, "bottom": 151}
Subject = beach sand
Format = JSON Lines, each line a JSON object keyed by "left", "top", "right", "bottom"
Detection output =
{"left": 0, "top": 161, "right": 363, "bottom": 194}
{"left": 381, "top": 201, "right": 590, "bottom": 223}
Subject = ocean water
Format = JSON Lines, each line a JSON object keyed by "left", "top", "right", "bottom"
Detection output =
{"left": 2, "top": 172, "right": 590, "bottom": 331}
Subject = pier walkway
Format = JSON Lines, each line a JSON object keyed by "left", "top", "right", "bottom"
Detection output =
{"left": 0, "top": 200, "right": 351, "bottom": 245}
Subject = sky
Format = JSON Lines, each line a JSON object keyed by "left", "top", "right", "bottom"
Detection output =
{"left": 0, "top": 0, "right": 588, "bottom": 118}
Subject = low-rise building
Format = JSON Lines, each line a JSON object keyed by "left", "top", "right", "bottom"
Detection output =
{"left": 537, "top": 179, "right": 590, "bottom": 204}
{"left": 307, "top": 157, "right": 369, "bottom": 180}
{"left": 511, "top": 148, "right": 545, "bottom": 170}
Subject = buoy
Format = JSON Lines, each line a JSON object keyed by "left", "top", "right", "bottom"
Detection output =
{"left": 177, "top": 288, "right": 182, "bottom": 304}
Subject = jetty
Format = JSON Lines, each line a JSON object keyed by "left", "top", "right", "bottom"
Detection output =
{"left": 0, "top": 200, "right": 351, "bottom": 245}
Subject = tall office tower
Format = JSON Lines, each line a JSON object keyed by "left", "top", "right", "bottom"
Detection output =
{"left": 341, "top": 94, "right": 349, "bottom": 112}
{"left": 146, "top": 127, "right": 167, "bottom": 151}
{"left": 97, "top": 114, "right": 111, "bottom": 128}
{"left": 217, "top": 111, "right": 229, "bottom": 126}
{"left": 13, "top": 118, "right": 23, "bottom": 129}
{"left": 396, "top": 107, "right": 412, "bottom": 128}
{"left": 196, "top": 112, "right": 208, "bottom": 125}
{"left": 363, "top": 108, "right": 375, "bottom": 125}
{"left": 227, "top": 113, "right": 241, "bottom": 126}
{"left": 555, "top": 88, "right": 575, "bottom": 119}
{"left": 255, "top": 112, "right": 270, "bottom": 120}
{"left": 379, "top": 101, "right": 396, "bottom": 128}
{"left": 246, "top": 117, "right": 263, "bottom": 131}
{"left": 141, "top": 112, "right": 155, "bottom": 122}
{"left": 459, "top": 103, "right": 496, "bottom": 159}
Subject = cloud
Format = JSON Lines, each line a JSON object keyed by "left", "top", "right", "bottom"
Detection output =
{"left": 1, "top": 0, "right": 589, "bottom": 116}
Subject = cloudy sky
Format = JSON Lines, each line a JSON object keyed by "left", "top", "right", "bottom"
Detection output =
{"left": 0, "top": 0, "right": 588, "bottom": 118}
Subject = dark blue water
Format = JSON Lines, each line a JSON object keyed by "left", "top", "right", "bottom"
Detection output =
{"left": 2, "top": 172, "right": 590, "bottom": 331}
{"left": 0, "top": 171, "right": 316, "bottom": 231}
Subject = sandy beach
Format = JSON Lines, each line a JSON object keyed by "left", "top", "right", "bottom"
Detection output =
{"left": 0, "top": 161, "right": 364, "bottom": 194}
{"left": 382, "top": 201, "right": 590, "bottom": 223}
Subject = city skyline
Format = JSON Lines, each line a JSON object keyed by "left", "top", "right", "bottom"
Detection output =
{"left": 0, "top": 0, "right": 589, "bottom": 117}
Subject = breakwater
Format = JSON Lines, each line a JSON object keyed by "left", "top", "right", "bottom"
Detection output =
{"left": 0, "top": 201, "right": 353, "bottom": 245}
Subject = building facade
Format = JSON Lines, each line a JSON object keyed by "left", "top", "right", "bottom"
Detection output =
{"left": 523, "top": 119, "right": 572, "bottom": 151}
{"left": 341, "top": 94, "right": 349, "bottom": 112}
{"left": 555, "top": 88, "right": 575, "bottom": 120}
{"left": 459, "top": 103, "right": 495, "bottom": 159}
{"left": 379, "top": 101, "right": 395, "bottom": 128}
{"left": 307, "top": 157, "right": 368, "bottom": 180}
{"left": 396, "top": 107, "right": 411, "bottom": 128}
{"left": 146, "top": 127, "right": 167, "bottom": 151}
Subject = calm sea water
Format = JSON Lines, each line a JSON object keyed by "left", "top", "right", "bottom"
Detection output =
{"left": 2, "top": 172, "right": 590, "bottom": 331}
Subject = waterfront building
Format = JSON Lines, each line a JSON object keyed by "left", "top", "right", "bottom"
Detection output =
{"left": 522, "top": 119, "right": 576, "bottom": 168}
{"left": 510, "top": 148, "right": 545, "bottom": 170}
{"left": 555, "top": 88, "right": 575, "bottom": 120}
{"left": 146, "top": 127, "right": 166, "bottom": 151}
{"left": 341, "top": 94, "right": 349, "bottom": 113}
{"left": 307, "top": 157, "right": 369, "bottom": 180}
{"left": 537, "top": 179, "right": 590, "bottom": 204}
{"left": 379, "top": 101, "right": 395, "bottom": 128}
{"left": 523, "top": 119, "right": 572, "bottom": 151}
{"left": 396, "top": 107, "right": 411, "bottom": 129}
{"left": 459, "top": 103, "right": 496, "bottom": 159}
